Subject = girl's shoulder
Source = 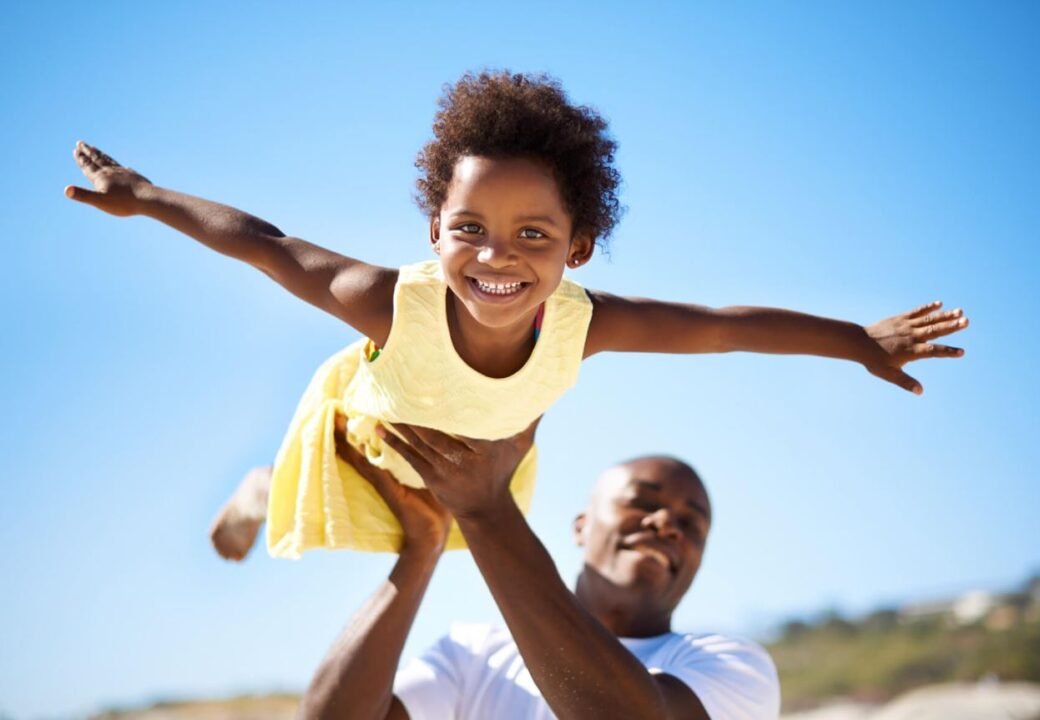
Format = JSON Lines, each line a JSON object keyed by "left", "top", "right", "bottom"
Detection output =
{"left": 397, "top": 259, "right": 444, "bottom": 287}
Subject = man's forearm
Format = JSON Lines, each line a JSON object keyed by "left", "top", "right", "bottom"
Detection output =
{"left": 300, "top": 545, "right": 441, "bottom": 720}
{"left": 456, "top": 504, "right": 671, "bottom": 720}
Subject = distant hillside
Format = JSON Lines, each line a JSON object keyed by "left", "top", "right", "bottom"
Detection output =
{"left": 769, "top": 576, "right": 1040, "bottom": 712}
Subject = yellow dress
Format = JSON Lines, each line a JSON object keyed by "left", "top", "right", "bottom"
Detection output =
{"left": 266, "top": 260, "right": 593, "bottom": 557}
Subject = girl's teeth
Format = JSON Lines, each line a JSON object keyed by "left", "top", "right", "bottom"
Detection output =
{"left": 476, "top": 280, "right": 523, "bottom": 295}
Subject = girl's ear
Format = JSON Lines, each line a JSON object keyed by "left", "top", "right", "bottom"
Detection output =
{"left": 573, "top": 512, "right": 587, "bottom": 546}
{"left": 429, "top": 215, "right": 441, "bottom": 254}
{"left": 567, "top": 233, "right": 595, "bottom": 269}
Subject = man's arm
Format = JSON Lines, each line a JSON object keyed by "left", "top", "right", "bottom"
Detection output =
{"left": 584, "top": 291, "right": 968, "bottom": 394}
{"left": 380, "top": 424, "right": 707, "bottom": 720}
{"left": 459, "top": 501, "right": 706, "bottom": 720}
{"left": 301, "top": 547, "right": 437, "bottom": 720}
{"left": 66, "top": 141, "right": 395, "bottom": 344}
{"left": 299, "top": 428, "right": 452, "bottom": 720}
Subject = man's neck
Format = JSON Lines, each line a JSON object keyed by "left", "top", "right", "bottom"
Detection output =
{"left": 573, "top": 571, "right": 673, "bottom": 638}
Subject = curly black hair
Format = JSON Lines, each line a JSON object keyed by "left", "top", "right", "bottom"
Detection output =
{"left": 415, "top": 71, "right": 623, "bottom": 247}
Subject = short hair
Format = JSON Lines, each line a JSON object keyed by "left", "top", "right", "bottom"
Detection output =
{"left": 415, "top": 71, "right": 623, "bottom": 248}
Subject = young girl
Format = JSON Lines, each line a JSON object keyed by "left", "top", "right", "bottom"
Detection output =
{"left": 66, "top": 71, "right": 967, "bottom": 560}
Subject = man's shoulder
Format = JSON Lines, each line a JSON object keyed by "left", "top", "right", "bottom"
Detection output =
{"left": 654, "top": 631, "right": 777, "bottom": 675}
{"left": 668, "top": 631, "right": 774, "bottom": 659}
{"left": 651, "top": 631, "right": 781, "bottom": 718}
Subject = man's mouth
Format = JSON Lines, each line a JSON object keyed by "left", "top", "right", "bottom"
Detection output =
{"left": 626, "top": 542, "right": 678, "bottom": 573}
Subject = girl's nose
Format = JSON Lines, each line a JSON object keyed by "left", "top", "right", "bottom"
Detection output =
{"left": 477, "top": 235, "right": 517, "bottom": 267}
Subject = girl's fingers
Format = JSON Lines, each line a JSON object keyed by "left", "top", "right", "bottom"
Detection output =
{"left": 915, "top": 316, "right": 969, "bottom": 340}
{"left": 893, "top": 368, "right": 924, "bottom": 395}
{"left": 74, "top": 146, "right": 99, "bottom": 173}
{"left": 64, "top": 185, "right": 102, "bottom": 205}
{"left": 911, "top": 343, "right": 964, "bottom": 358}
{"left": 910, "top": 308, "right": 963, "bottom": 327}
{"left": 94, "top": 147, "right": 119, "bottom": 167}
{"left": 874, "top": 365, "right": 922, "bottom": 394}
{"left": 906, "top": 301, "right": 943, "bottom": 319}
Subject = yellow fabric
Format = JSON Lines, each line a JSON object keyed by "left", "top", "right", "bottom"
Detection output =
{"left": 266, "top": 260, "right": 593, "bottom": 557}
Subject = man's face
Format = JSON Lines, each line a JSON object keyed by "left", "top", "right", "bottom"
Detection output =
{"left": 432, "top": 155, "right": 591, "bottom": 330}
{"left": 576, "top": 458, "right": 712, "bottom": 613}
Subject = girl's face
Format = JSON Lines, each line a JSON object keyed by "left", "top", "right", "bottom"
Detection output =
{"left": 432, "top": 156, "right": 593, "bottom": 331}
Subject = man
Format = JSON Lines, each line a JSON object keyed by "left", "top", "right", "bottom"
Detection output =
{"left": 299, "top": 420, "right": 780, "bottom": 719}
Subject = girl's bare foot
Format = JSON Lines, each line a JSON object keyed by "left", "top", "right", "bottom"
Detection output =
{"left": 209, "top": 466, "right": 272, "bottom": 562}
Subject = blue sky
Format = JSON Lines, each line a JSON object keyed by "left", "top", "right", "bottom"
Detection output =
{"left": 2, "top": 2, "right": 1037, "bottom": 717}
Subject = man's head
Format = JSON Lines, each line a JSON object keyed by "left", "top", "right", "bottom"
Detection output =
{"left": 574, "top": 456, "right": 712, "bottom": 621}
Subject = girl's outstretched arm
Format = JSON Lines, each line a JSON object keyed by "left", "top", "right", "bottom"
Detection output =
{"left": 65, "top": 141, "right": 395, "bottom": 345}
{"left": 584, "top": 291, "right": 968, "bottom": 394}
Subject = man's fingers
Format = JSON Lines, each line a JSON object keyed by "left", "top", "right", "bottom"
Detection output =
{"left": 64, "top": 185, "right": 103, "bottom": 205}
{"left": 906, "top": 300, "right": 943, "bottom": 319}
{"left": 407, "top": 424, "right": 472, "bottom": 454}
{"left": 386, "top": 423, "right": 436, "bottom": 458}
{"left": 380, "top": 428, "right": 429, "bottom": 475}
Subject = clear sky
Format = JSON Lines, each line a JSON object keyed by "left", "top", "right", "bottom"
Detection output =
{"left": 2, "top": 2, "right": 1037, "bottom": 717}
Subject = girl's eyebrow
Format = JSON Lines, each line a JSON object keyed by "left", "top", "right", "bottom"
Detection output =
{"left": 448, "top": 209, "right": 561, "bottom": 228}
{"left": 516, "top": 214, "right": 562, "bottom": 228}
{"left": 449, "top": 208, "right": 485, "bottom": 219}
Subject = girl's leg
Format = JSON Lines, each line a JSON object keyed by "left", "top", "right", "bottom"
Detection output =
{"left": 209, "top": 466, "right": 272, "bottom": 561}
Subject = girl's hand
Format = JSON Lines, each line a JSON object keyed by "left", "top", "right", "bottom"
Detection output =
{"left": 333, "top": 414, "right": 452, "bottom": 552}
{"left": 864, "top": 301, "right": 968, "bottom": 394}
{"left": 65, "top": 141, "right": 152, "bottom": 217}
{"left": 375, "top": 420, "right": 539, "bottom": 522}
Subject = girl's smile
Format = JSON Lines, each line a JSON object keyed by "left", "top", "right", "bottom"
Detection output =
{"left": 466, "top": 275, "right": 531, "bottom": 301}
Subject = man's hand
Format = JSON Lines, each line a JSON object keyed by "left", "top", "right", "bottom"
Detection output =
{"left": 375, "top": 420, "right": 538, "bottom": 521}
{"left": 864, "top": 301, "right": 968, "bottom": 394}
{"left": 333, "top": 414, "right": 452, "bottom": 552}
{"left": 65, "top": 140, "right": 153, "bottom": 217}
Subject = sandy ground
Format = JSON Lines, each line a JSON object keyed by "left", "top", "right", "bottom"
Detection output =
{"left": 91, "top": 682, "right": 1040, "bottom": 719}
{"left": 783, "top": 682, "right": 1040, "bottom": 720}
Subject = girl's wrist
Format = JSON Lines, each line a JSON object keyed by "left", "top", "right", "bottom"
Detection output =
{"left": 131, "top": 182, "right": 161, "bottom": 215}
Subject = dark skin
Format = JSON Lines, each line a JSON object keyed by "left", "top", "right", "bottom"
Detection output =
{"left": 300, "top": 416, "right": 451, "bottom": 720}
{"left": 302, "top": 422, "right": 716, "bottom": 720}
{"left": 67, "top": 142, "right": 968, "bottom": 389}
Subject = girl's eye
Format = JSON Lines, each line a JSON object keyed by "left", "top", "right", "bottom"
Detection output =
{"left": 520, "top": 228, "right": 546, "bottom": 239}
{"left": 457, "top": 223, "right": 482, "bottom": 234}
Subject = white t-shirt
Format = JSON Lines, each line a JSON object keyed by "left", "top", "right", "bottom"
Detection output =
{"left": 394, "top": 623, "right": 780, "bottom": 720}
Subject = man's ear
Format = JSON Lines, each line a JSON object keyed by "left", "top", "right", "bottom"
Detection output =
{"left": 567, "top": 233, "right": 595, "bottom": 269}
{"left": 429, "top": 215, "right": 441, "bottom": 254}
{"left": 573, "top": 512, "right": 587, "bottom": 546}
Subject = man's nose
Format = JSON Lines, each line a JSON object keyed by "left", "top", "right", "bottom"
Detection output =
{"left": 642, "top": 508, "right": 681, "bottom": 541}
{"left": 477, "top": 234, "right": 517, "bottom": 268}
